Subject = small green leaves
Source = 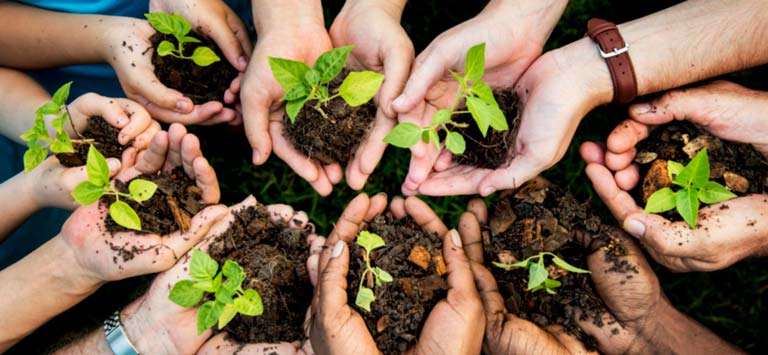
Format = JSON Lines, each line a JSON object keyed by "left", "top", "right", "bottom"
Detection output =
{"left": 86, "top": 145, "right": 110, "bottom": 185}
{"left": 218, "top": 304, "right": 237, "bottom": 329}
{"left": 71, "top": 181, "right": 105, "bottom": 205}
{"left": 110, "top": 200, "right": 142, "bottom": 231}
{"left": 157, "top": 40, "right": 175, "bottom": 56}
{"left": 197, "top": 301, "right": 223, "bottom": 335}
{"left": 23, "top": 145, "right": 47, "bottom": 173}
{"left": 285, "top": 97, "right": 308, "bottom": 123}
{"left": 675, "top": 188, "right": 699, "bottom": 229}
{"left": 21, "top": 82, "right": 75, "bottom": 171}
{"left": 464, "top": 43, "right": 485, "bottom": 81}
{"left": 339, "top": 71, "right": 385, "bottom": 107}
{"left": 384, "top": 123, "right": 423, "bottom": 148}
{"left": 674, "top": 148, "right": 710, "bottom": 189}
{"left": 644, "top": 187, "right": 676, "bottom": 213}
{"left": 269, "top": 57, "right": 311, "bottom": 91}
{"left": 191, "top": 249, "right": 219, "bottom": 280}
{"left": 314, "top": 45, "right": 352, "bottom": 83}
{"left": 550, "top": 255, "right": 590, "bottom": 274}
{"left": 357, "top": 230, "right": 386, "bottom": 253}
{"left": 191, "top": 46, "right": 221, "bottom": 66}
{"left": 493, "top": 252, "right": 589, "bottom": 294}
{"left": 128, "top": 179, "right": 158, "bottom": 203}
{"left": 445, "top": 131, "right": 466, "bottom": 154}
{"left": 354, "top": 231, "right": 393, "bottom": 312}
{"left": 355, "top": 286, "right": 376, "bottom": 312}
{"left": 51, "top": 82, "right": 72, "bottom": 106}
{"left": 667, "top": 160, "right": 684, "bottom": 180}
{"left": 145, "top": 12, "right": 181, "bottom": 35}
{"left": 235, "top": 289, "right": 264, "bottom": 316}
{"left": 433, "top": 109, "right": 452, "bottom": 126}
{"left": 169, "top": 280, "right": 204, "bottom": 307}
{"left": 145, "top": 12, "right": 220, "bottom": 67}
{"left": 698, "top": 181, "right": 736, "bottom": 204}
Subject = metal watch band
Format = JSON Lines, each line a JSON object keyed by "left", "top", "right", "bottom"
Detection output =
{"left": 104, "top": 310, "right": 140, "bottom": 355}
{"left": 587, "top": 18, "right": 638, "bottom": 105}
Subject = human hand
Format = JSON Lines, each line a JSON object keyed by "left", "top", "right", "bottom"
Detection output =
{"left": 329, "top": 0, "right": 414, "bottom": 189}
{"left": 67, "top": 93, "right": 161, "bottom": 150}
{"left": 392, "top": 0, "right": 568, "bottom": 195}
{"left": 103, "top": 16, "right": 238, "bottom": 125}
{"left": 581, "top": 142, "right": 768, "bottom": 272}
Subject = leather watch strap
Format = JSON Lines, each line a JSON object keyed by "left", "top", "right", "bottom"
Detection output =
{"left": 587, "top": 18, "right": 637, "bottom": 105}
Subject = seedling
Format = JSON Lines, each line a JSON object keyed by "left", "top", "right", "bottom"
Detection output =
{"left": 144, "top": 12, "right": 221, "bottom": 67}
{"left": 354, "top": 231, "right": 393, "bottom": 312}
{"left": 644, "top": 148, "right": 737, "bottom": 228}
{"left": 493, "top": 252, "right": 590, "bottom": 294}
{"left": 268, "top": 46, "right": 384, "bottom": 123}
{"left": 70, "top": 145, "right": 158, "bottom": 230}
{"left": 169, "top": 249, "right": 264, "bottom": 335}
{"left": 20, "top": 82, "right": 77, "bottom": 172}
{"left": 384, "top": 43, "right": 507, "bottom": 155}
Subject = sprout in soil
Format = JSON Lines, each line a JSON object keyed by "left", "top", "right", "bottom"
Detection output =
{"left": 20, "top": 81, "right": 79, "bottom": 172}
{"left": 354, "top": 231, "right": 393, "bottom": 312}
{"left": 493, "top": 252, "right": 590, "bottom": 294}
{"left": 384, "top": 42, "right": 508, "bottom": 155}
{"left": 169, "top": 249, "right": 264, "bottom": 335}
{"left": 268, "top": 46, "right": 384, "bottom": 122}
{"left": 644, "top": 148, "right": 737, "bottom": 228}
{"left": 144, "top": 12, "right": 221, "bottom": 67}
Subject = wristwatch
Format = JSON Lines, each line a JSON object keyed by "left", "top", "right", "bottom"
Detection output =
{"left": 104, "top": 310, "right": 140, "bottom": 355}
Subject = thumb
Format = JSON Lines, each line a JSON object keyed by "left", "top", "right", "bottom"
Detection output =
{"left": 380, "top": 43, "right": 414, "bottom": 118}
{"left": 477, "top": 155, "right": 544, "bottom": 197}
{"left": 316, "top": 240, "right": 351, "bottom": 312}
{"left": 622, "top": 212, "right": 699, "bottom": 258}
{"left": 628, "top": 89, "right": 710, "bottom": 126}
{"left": 443, "top": 229, "right": 480, "bottom": 303}
{"left": 202, "top": 15, "right": 249, "bottom": 72}
{"left": 391, "top": 46, "right": 446, "bottom": 113}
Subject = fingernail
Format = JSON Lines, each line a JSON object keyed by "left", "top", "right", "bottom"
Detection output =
{"left": 252, "top": 150, "right": 261, "bottom": 164}
{"left": 481, "top": 186, "right": 495, "bottom": 196}
{"left": 623, "top": 218, "right": 646, "bottom": 238}
{"left": 238, "top": 56, "right": 248, "bottom": 70}
{"left": 107, "top": 158, "right": 121, "bottom": 171}
{"left": 392, "top": 95, "right": 406, "bottom": 107}
{"left": 632, "top": 103, "right": 653, "bottom": 115}
{"left": 176, "top": 100, "right": 191, "bottom": 112}
{"left": 331, "top": 240, "right": 344, "bottom": 258}
{"left": 449, "top": 229, "right": 462, "bottom": 248}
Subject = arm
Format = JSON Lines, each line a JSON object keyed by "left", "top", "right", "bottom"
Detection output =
{"left": 0, "top": 69, "right": 50, "bottom": 143}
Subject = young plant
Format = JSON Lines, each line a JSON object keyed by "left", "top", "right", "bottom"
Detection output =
{"left": 384, "top": 43, "right": 507, "bottom": 155}
{"left": 354, "top": 231, "right": 393, "bottom": 312}
{"left": 144, "top": 12, "right": 221, "bottom": 67}
{"left": 20, "top": 82, "right": 76, "bottom": 172}
{"left": 70, "top": 145, "right": 158, "bottom": 231}
{"left": 268, "top": 46, "right": 385, "bottom": 123}
{"left": 644, "top": 148, "right": 737, "bottom": 228}
{"left": 169, "top": 249, "right": 264, "bottom": 335}
{"left": 493, "top": 252, "right": 590, "bottom": 294}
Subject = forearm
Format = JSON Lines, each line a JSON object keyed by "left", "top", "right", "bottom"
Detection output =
{"left": 0, "top": 3, "right": 125, "bottom": 69}
{"left": 251, "top": 0, "right": 324, "bottom": 34}
{"left": 50, "top": 329, "right": 111, "bottom": 355}
{"left": 0, "top": 68, "right": 51, "bottom": 144}
{"left": 487, "top": 0, "right": 568, "bottom": 46}
{"left": 0, "top": 173, "right": 41, "bottom": 241}
{"left": 343, "top": 0, "right": 407, "bottom": 19}
{"left": 0, "top": 236, "right": 102, "bottom": 351}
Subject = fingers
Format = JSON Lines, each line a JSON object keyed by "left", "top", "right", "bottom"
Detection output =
{"left": 139, "top": 97, "right": 229, "bottom": 125}
{"left": 193, "top": 157, "right": 220, "bottom": 204}
{"left": 544, "top": 325, "right": 598, "bottom": 355}
{"left": 390, "top": 196, "right": 406, "bottom": 219}
{"left": 458, "top": 212, "right": 483, "bottom": 264}
{"left": 164, "top": 123, "right": 188, "bottom": 171}
{"left": 391, "top": 45, "right": 446, "bottom": 113}
{"left": 579, "top": 141, "right": 605, "bottom": 165}
{"left": 319, "top": 194, "right": 371, "bottom": 273}
{"left": 379, "top": 41, "right": 414, "bottom": 118}
{"left": 404, "top": 196, "right": 448, "bottom": 236}
{"left": 443, "top": 230, "right": 480, "bottom": 302}
{"left": 241, "top": 71, "right": 274, "bottom": 165}
{"left": 416, "top": 167, "right": 490, "bottom": 196}
{"left": 269, "top": 120, "right": 334, "bottom": 196}
{"left": 466, "top": 198, "right": 488, "bottom": 224}
{"left": 307, "top": 235, "right": 327, "bottom": 287}
{"left": 317, "top": 240, "right": 351, "bottom": 312}
{"left": 478, "top": 155, "right": 545, "bottom": 197}
{"left": 118, "top": 131, "right": 169, "bottom": 181}
{"left": 228, "top": 13, "right": 253, "bottom": 59}
{"left": 581, "top": 142, "right": 641, "bottom": 192}
{"left": 469, "top": 260, "right": 508, "bottom": 328}
{"left": 367, "top": 192, "right": 388, "bottom": 221}
{"left": 584, "top": 163, "right": 642, "bottom": 222}
{"left": 346, "top": 109, "right": 395, "bottom": 190}
{"left": 127, "top": 68, "right": 193, "bottom": 114}
{"left": 605, "top": 119, "right": 650, "bottom": 157}
{"left": 203, "top": 10, "right": 250, "bottom": 72}
{"left": 115, "top": 98, "right": 160, "bottom": 148}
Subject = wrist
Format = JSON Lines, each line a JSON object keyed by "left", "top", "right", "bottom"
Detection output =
{"left": 17, "top": 170, "right": 45, "bottom": 211}
{"left": 98, "top": 17, "right": 143, "bottom": 65}
{"left": 486, "top": 0, "right": 568, "bottom": 46}
{"left": 342, "top": 0, "right": 406, "bottom": 20}
{"left": 550, "top": 37, "right": 614, "bottom": 109}
{"left": 50, "top": 236, "right": 106, "bottom": 295}
{"left": 252, "top": 0, "right": 324, "bottom": 36}
{"left": 120, "top": 294, "right": 177, "bottom": 354}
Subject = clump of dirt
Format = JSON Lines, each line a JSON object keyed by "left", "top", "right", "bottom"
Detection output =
{"left": 104, "top": 167, "right": 204, "bottom": 236}
{"left": 485, "top": 179, "right": 636, "bottom": 349}
{"left": 56, "top": 116, "right": 124, "bottom": 167}
{"left": 149, "top": 32, "right": 238, "bottom": 105}
{"left": 207, "top": 202, "right": 312, "bottom": 343}
{"left": 633, "top": 122, "right": 768, "bottom": 219}
{"left": 453, "top": 91, "right": 520, "bottom": 169}
{"left": 284, "top": 69, "right": 376, "bottom": 165}
{"left": 347, "top": 215, "right": 448, "bottom": 355}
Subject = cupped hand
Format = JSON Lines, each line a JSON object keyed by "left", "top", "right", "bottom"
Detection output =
{"left": 581, "top": 142, "right": 768, "bottom": 272}
{"left": 393, "top": 0, "right": 567, "bottom": 195}
{"left": 240, "top": 25, "right": 339, "bottom": 195}
{"left": 103, "top": 17, "right": 237, "bottom": 125}
{"left": 68, "top": 93, "right": 161, "bottom": 150}
{"left": 330, "top": 0, "right": 414, "bottom": 189}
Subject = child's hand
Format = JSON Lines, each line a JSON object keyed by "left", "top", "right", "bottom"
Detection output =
{"left": 67, "top": 93, "right": 161, "bottom": 150}
{"left": 24, "top": 155, "right": 122, "bottom": 210}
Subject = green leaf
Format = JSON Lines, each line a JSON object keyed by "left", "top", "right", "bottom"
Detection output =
{"left": 305, "top": 68, "right": 321, "bottom": 85}
{"left": 550, "top": 255, "right": 590, "bottom": 274}
{"left": 51, "top": 116, "right": 66, "bottom": 131}
{"left": 644, "top": 187, "right": 676, "bottom": 213}
{"left": 339, "top": 71, "right": 384, "bottom": 107}
{"left": 215, "top": 286, "right": 234, "bottom": 304}
{"left": 190, "top": 249, "right": 219, "bottom": 281}
{"left": 445, "top": 131, "right": 466, "bottom": 155}
{"left": 356, "top": 230, "right": 386, "bottom": 253}
{"left": 191, "top": 46, "right": 221, "bottom": 67}
{"left": 170, "top": 13, "right": 192, "bottom": 37}
{"left": 421, "top": 130, "right": 430, "bottom": 144}
{"left": 50, "top": 132, "right": 74, "bottom": 153}
{"left": 268, "top": 57, "right": 311, "bottom": 91}
{"left": 285, "top": 97, "right": 307, "bottom": 124}
{"left": 20, "top": 127, "right": 38, "bottom": 143}
{"left": 466, "top": 96, "right": 491, "bottom": 137}
{"left": 109, "top": 200, "right": 142, "bottom": 231}
{"left": 85, "top": 145, "right": 110, "bottom": 185}
{"left": 470, "top": 80, "right": 495, "bottom": 104}
{"left": 384, "top": 123, "right": 422, "bottom": 148}
{"left": 222, "top": 260, "right": 246, "bottom": 292}
{"left": 428, "top": 129, "right": 440, "bottom": 149}
{"left": 698, "top": 181, "right": 737, "bottom": 204}
{"left": 234, "top": 289, "right": 263, "bottom": 316}
{"left": 492, "top": 260, "right": 529, "bottom": 270}
{"left": 667, "top": 160, "right": 684, "bottom": 180}
{"left": 197, "top": 300, "right": 223, "bottom": 335}
{"left": 355, "top": 286, "right": 376, "bottom": 312}
{"left": 157, "top": 40, "right": 175, "bottom": 56}
{"left": 38, "top": 102, "right": 61, "bottom": 116}
{"left": 675, "top": 188, "right": 699, "bottom": 229}
{"left": 194, "top": 273, "right": 221, "bottom": 293}
{"left": 432, "top": 109, "right": 451, "bottom": 126}
{"left": 23, "top": 145, "right": 47, "bottom": 172}
{"left": 144, "top": 12, "right": 176, "bottom": 35}
{"left": 71, "top": 181, "right": 105, "bottom": 205}
{"left": 526, "top": 261, "right": 548, "bottom": 290}
{"left": 218, "top": 303, "right": 237, "bottom": 330}
{"left": 373, "top": 267, "right": 393, "bottom": 283}
{"left": 128, "top": 179, "right": 158, "bottom": 203}
{"left": 51, "top": 82, "right": 72, "bottom": 106}
{"left": 450, "top": 70, "right": 467, "bottom": 91}
{"left": 674, "top": 148, "right": 710, "bottom": 189}
{"left": 168, "top": 280, "right": 204, "bottom": 307}
{"left": 313, "top": 46, "right": 353, "bottom": 84}
{"left": 182, "top": 36, "right": 201, "bottom": 44}
{"left": 464, "top": 43, "right": 486, "bottom": 81}
{"left": 282, "top": 85, "right": 309, "bottom": 101}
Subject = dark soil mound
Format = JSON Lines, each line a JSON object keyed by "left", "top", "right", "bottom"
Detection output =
{"left": 453, "top": 91, "right": 520, "bottom": 169}
{"left": 284, "top": 69, "right": 376, "bottom": 165}
{"left": 149, "top": 32, "right": 238, "bottom": 105}
{"left": 485, "top": 180, "right": 636, "bottom": 349}
{"left": 104, "top": 167, "right": 204, "bottom": 236}
{"left": 347, "top": 215, "right": 447, "bottom": 355}
{"left": 207, "top": 203, "right": 312, "bottom": 343}
{"left": 56, "top": 116, "right": 124, "bottom": 167}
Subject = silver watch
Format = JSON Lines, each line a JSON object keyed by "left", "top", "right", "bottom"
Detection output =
{"left": 103, "top": 310, "right": 140, "bottom": 355}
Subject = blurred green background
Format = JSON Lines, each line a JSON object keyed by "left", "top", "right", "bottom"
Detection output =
{"left": 11, "top": 0, "right": 766, "bottom": 353}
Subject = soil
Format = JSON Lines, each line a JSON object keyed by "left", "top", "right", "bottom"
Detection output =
{"left": 284, "top": 69, "right": 377, "bottom": 165}
{"left": 104, "top": 167, "right": 204, "bottom": 237}
{"left": 207, "top": 203, "right": 312, "bottom": 343}
{"left": 453, "top": 91, "right": 520, "bottom": 169}
{"left": 56, "top": 116, "right": 124, "bottom": 167}
{"left": 633, "top": 122, "right": 768, "bottom": 220}
{"left": 347, "top": 215, "right": 448, "bottom": 355}
{"left": 149, "top": 32, "right": 238, "bottom": 105}
{"left": 484, "top": 179, "right": 637, "bottom": 349}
